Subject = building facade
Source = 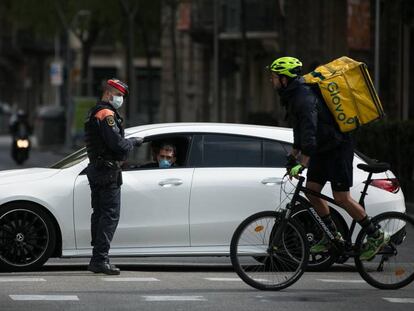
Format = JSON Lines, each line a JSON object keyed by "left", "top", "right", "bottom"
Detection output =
{"left": 160, "top": 0, "right": 414, "bottom": 125}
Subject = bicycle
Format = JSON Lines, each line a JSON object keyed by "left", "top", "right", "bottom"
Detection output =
{"left": 230, "top": 161, "right": 414, "bottom": 290}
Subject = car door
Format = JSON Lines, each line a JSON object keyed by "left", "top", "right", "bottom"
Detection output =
{"left": 73, "top": 135, "right": 193, "bottom": 249}
{"left": 189, "top": 134, "right": 293, "bottom": 247}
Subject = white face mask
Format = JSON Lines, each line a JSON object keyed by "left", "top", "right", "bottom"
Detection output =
{"left": 110, "top": 95, "right": 123, "bottom": 109}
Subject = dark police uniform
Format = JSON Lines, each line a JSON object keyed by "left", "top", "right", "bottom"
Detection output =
{"left": 84, "top": 101, "right": 134, "bottom": 268}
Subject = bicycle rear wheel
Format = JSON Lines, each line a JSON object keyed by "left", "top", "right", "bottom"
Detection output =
{"left": 355, "top": 211, "right": 414, "bottom": 289}
{"left": 230, "top": 211, "right": 309, "bottom": 290}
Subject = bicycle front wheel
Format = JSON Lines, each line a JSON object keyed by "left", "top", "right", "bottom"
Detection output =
{"left": 230, "top": 211, "right": 309, "bottom": 291}
{"left": 355, "top": 211, "right": 414, "bottom": 289}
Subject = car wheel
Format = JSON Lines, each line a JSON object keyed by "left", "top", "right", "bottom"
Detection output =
{"left": 0, "top": 203, "right": 56, "bottom": 271}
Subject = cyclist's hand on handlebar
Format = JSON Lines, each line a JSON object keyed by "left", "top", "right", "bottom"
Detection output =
{"left": 289, "top": 164, "right": 305, "bottom": 179}
{"left": 285, "top": 154, "right": 298, "bottom": 170}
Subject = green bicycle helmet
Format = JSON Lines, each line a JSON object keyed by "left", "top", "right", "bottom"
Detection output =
{"left": 269, "top": 56, "right": 303, "bottom": 78}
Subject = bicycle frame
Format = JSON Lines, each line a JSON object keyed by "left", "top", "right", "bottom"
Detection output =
{"left": 275, "top": 172, "right": 375, "bottom": 255}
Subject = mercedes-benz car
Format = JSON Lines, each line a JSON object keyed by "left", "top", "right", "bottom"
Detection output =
{"left": 0, "top": 123, "right": 406, "bottom": 271}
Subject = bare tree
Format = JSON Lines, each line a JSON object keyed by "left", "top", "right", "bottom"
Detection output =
{"left": 164, "top": 0, "right": 181, "bottom": 122}
{"left": 119, "top": 0, "right": 140, "bottom": 124}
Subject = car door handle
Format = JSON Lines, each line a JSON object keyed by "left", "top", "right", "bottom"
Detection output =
{"left": 158, "top": 179, "right": 183, "bottom": 187}
{"left": 261, "top": 177, "right": 284, "bottom": 186}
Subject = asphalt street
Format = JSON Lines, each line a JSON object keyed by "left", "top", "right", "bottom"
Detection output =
{"left": 0, "top": 135, "right": 66, "bottom": 170}
{"left": 0, "top": 257, "right": 414, "bottom": 311}
{"left": 0, "top": 136, "right": 414, "bottom": 310}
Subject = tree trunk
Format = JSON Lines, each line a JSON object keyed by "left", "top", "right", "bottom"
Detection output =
{"left": 240, "top": 0, "right": 249, "bottom": 122}
{"left": 170, "top": 1, "right": 181, "bottom": 122}
{"left": 120, "top": 0, "right": 139, "bottom": 125}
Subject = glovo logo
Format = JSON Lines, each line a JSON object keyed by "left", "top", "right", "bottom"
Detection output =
{"left": 327, "top": 82, "right": 356, "bottom": 126}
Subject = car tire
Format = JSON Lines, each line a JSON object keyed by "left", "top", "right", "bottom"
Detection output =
{"left": 0, "top": 203, "right": 56, "bottom": 272}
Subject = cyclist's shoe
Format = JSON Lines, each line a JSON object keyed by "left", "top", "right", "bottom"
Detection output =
{"left": 359, "top": 230, "right": 390, "bottom": 261}
{"left": 310, "top": 232, "right": 344, "bottom": 254}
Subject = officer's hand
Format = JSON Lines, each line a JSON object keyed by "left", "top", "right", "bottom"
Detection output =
{"left": 129, "top": 137, "right": 144, "bottom": 147}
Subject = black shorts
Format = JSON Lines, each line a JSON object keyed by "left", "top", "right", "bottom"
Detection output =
{"left": 306, "top": 142, "right": 354, "bottom": 192}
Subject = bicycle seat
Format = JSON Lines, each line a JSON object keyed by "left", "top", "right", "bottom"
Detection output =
{"left": 357, "top": 162, "right": 390, "bottom": 173}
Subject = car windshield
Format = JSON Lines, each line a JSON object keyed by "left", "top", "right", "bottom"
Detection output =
{"left": 49, "top": 147, "right": 87, "bottom": 169}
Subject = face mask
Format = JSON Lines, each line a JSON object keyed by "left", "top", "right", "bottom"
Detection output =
{"left": 110, "top": 95, "right": 123, "bottom": 109}
{"left": 159, "top": 159, "right": 172, "bottom": 168}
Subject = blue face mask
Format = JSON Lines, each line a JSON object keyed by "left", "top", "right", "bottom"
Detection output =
{"left": 159, "top": 159, "right": 172, "bottom": 168}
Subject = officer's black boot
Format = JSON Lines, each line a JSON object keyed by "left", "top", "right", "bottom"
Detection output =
{"left": 88, "top": 262, "right": 120, "bottom": 275}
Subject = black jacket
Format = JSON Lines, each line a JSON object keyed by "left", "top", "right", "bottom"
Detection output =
{"left": 279, "top": 77, "right": 349, "bottom": 156}
{"left": 84, "top": 101, "right": 134, "bottom": 162}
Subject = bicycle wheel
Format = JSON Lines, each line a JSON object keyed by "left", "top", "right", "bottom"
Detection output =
{"left": 355, "top": 211, "right": 414, "bottom": 289}
{"left": 230, "top": 210, "right": 309, "bottom": 290}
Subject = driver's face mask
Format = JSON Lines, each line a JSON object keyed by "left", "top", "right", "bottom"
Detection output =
{"left": 159, "top": 159, "right": 172, "bottom": 168}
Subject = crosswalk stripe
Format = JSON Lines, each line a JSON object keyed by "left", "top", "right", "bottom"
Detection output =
{"left": 0, "top": 278, "right": 46, "bottom": 282}
{"left": 142, "top": 296, "right": 207, "bottom": 302}
{"left": 317, "top": 279, "right": 365, "bottom": 283}
{"left": 204, "top": 278, "right": 242, "bottom": 282}
{"left": 9, "top": 295, "right": 79, "bottom": 301}
{"left": 102, "top": 277, "right": 159, "bottom": 282}
{"left": 383, "top": 298, "right": 414, "bottom": 304}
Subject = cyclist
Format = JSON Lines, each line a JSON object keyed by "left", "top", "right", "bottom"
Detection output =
{"left": 269, "top": 56, "right": 389, "bottom": 260}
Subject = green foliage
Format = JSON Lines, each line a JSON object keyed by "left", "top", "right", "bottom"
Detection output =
{"left": 6, "top": 0, "right": 161, "bottom": 55}
{"left": 8, "top": 0, "right": 121, "bottom": 38}
{"left": 354, "top": 120, "right": 414, "bottom": 196}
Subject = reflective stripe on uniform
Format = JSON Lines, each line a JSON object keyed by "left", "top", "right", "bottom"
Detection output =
{"left": 95, "top": 109, "right": 114, "bottom": 121}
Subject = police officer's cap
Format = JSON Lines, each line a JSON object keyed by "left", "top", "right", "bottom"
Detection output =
{"left": 107, "top": 79, "right": 129, "bottom": 96}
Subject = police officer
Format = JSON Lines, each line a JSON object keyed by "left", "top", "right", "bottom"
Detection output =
{"left": 85, "top": 78, "right": 143, "bottom": 275}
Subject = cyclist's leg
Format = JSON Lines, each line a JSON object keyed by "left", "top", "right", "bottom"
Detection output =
{"left": 330, "top": 143, "right": 387, "bottom": 260}
{"left": 305, "top": 151, "right": 329, "bottom": 216}
{"left": 305, "top": 181, "right": 329, "bottom": 216}
{"left": 332, "top": 191, "right": 365, "bottom": 220}
{"left": 306, "top": 152, "right": 340, "bottom": 235}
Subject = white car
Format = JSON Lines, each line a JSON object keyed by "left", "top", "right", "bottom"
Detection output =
{"left": 0, "top": 123, "right": 406, "bottom": 271}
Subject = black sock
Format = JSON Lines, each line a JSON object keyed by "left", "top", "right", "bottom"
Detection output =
{"left": 321, "top": 214, "right": 338, "bottom": 235}
{"left": 358, "top": 216, "right": 380, "bottom": 238}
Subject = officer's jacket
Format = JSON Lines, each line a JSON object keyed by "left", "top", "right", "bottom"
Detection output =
{"left": 84, "top": 101, "right": 133, "bottom": 162}
{"left": 279, "top": 77, "right": 350, "bottom": 156}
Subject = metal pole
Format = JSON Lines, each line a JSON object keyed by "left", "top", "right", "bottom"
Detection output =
{"left": 214, "top": 0, "right": 221, "bottom": 122}
{"left": 64, "top": 27, "right": 72, "bottom": 149}
{"left": 54, "top": 34, "right": 61, "bottom": 107}
{"left": 374, "top": 0, "right": 380, "bottom": 94}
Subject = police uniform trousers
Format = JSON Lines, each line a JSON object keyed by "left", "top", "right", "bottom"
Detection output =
{"left": 87, "top": 164, "right": 122, "bottom": 264}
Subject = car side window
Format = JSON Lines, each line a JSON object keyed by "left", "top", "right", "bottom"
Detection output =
{"left": 123, "top": 135, "right": 192, "bottom": 170}
{"left": 263, "top": 140, "right": 292, "bottom": 168}
{"left": 202, "top": 134, "right": 262, "bottom": 167}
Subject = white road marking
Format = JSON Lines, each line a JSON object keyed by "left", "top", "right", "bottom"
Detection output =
{"left": 0, "top": 278, "right": 46, "bottom": 282}
{"left": 142, "top": 296, "right": 207, "bottom": 302}
{"left": 102, "top": 277, "right": 159, "bottom": 282}
{"left": 204, "top": 277, "right": 242, "bottom": 282}
{"left": 9, "top": 295, "right": 79, "bottom": 301}
{"left": 317, "top": 279, "right": 365, "bottom": 283}
{"left": 383, "top": 298, "right": 414, "bottom": 304}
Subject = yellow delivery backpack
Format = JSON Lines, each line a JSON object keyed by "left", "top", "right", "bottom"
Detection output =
{"left": 303, "top": 56, "right": 384, "bottom": 132}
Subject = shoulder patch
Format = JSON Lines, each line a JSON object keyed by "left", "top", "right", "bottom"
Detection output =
{"left": 106, "top": 115, "right": 116, "bottom": 127}
{"left": 95, "top": 109, "right": 114, "bottom": 121}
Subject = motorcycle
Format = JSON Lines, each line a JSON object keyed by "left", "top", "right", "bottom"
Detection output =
{"left": 11, "top": 136, "right": 31, "bottom": 165}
